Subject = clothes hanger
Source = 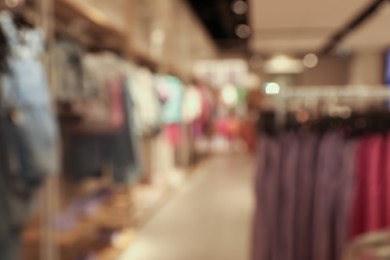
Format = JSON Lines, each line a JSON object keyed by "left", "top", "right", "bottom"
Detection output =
{"left": 13, "top": 11, "right": 33, "bottom": 29}
{"left": 0, "top": 26, "right": 9, "bottom": 73}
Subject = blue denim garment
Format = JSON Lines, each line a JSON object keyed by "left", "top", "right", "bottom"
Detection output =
{"left": 12, "top": 108, "right": 59, "bottom": 181}
{"left": 0, "top": 11, "right": 51, "bottom": 108}
{"left": 0, "top": 11, "right": 60, "bottom": 183}
{"left": 0, "top": 117, "right": 37, "bottom": 260}
{"left": 0, "top": 12, "right": 59, "bottom": 259}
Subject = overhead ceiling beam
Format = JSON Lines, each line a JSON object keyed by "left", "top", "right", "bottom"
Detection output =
{"left": 320, "top": 0, "right": 387, "bottom": 55}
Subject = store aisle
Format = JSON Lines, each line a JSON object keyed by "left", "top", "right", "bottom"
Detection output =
{"left": 119, "top": 154, "right": 255, "bottom": 260}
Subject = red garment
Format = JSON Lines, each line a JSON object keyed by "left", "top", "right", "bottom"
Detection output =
{"left": 215, "top": 118, "right": 241, "bottom": 140}
{"left": 349, "top": 135, "right": 384, "bottom": 239}
{"left": 365, "top": 135, "right": 383, "bottom": 232}
{"left": 383, "top": 134, "right": 390, "bottom": 227}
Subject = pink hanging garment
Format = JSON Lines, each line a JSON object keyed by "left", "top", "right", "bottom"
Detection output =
{"left": 165, "top": 124, "right": 182, "bottom": 147}
{"left": 108, "top": 79, "right": 125, "bottom": 131}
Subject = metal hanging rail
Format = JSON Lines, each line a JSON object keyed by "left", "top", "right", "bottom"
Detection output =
{"left": 278, "top": 86, "right": 390, "bottom": 99}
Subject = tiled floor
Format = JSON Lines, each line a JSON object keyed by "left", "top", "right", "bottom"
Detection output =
{"left": 119, "top": 154, "right": 255, "bottom": 260}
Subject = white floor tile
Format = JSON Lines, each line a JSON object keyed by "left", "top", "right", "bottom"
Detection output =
{"left": 119, "top": 154, "right": 255, "bottom": 260}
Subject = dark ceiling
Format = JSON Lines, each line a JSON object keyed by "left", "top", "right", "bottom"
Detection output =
{"left": 187, "top": 0, "right": 250, "bottom": 50}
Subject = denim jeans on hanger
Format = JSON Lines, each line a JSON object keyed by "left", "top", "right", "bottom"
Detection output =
{"left": 0, "top": 11, "right": 60, "bottom": 182}
{"left": 0, "top": 11, "right": 59, "bottom": 259}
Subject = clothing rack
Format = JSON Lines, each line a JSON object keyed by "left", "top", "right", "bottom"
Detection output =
{"left": 253, "top": 86, "right": 390, "bottom": 260}
{"left": 56, "top": 0, "right": 125, "bottom": 38}
{"left": 277, "top": 85, "right": 390, "bottom": 99}
{"left": 0, "top": 1, "right": 133, "bottom": 259}
{"left": 0, "top": 1, "right": 59, "bottom": 260}
{"left": 266, "top": 86, "right": 390, "bottom": 124}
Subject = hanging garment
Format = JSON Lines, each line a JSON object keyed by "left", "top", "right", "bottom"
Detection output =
{"left": 64, "top": 134, "right": 109, "bottom": 182}
{"left": 0, "top": 11, "right": 59, "bottom": 260}
{"left": 165, "top": 124, "right": 182, "bottom": 147}
{"left": 65, "top": 80, "right": 141, "bottom": 184}
{"left": 53, "top": 38, "right": 84, "bottom": 101}
{"left": 80, "top": 52, "right": 128, "bottom": 133}
{"left": 127, "top": 66, "right": 161, "bottom": 137}
{"left": 110, "top": 81, "right": 142, "bottom": 185}
{"left": 383, "top": 134, "right": 390, "bottom": 227}
{"left": 335, "top": 139, "right": 358, "bottom": 260}
{"left": 182, "top": 85, "right": 202, "bottom": 124}
{"left": 253, "top": 131, "right": 359, "bottom": 260}
{"left": 0, "top": 11, "right": 59, "bottom": 182}
{"left": 78, "top": 77, "right": 125, "bottom": 133}
{"left": 349, "top": 137, "right": 370, "bottom": 239}
{"left": 252, "top": 136, "right": 281, "bottom": 260}
{"left": 159, "top": 75, "right": 184, "bottom": 125}
{"left": 349, "top": 135, "right": 385, "bottom": 238}
{"left": 278, "top": 133, "right": 301, "bottom": 260}
{"left": 294, "top": 134, "right": 320, "bottom": 260}
{"left": 365, "top": 136, "right": 384, "bottom": 232}
{"left": 312, "top": 133, "right": 355, "bottom": 260}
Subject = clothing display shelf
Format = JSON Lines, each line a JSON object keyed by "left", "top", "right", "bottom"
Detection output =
{"left": 55, "top": 0, "right": 160, "bottom": 69}
{"left": 56, "top": 0, "right": 124, "bottom": 39}
{"left": 14, "top": 1, "right": 137, "bottom": 259}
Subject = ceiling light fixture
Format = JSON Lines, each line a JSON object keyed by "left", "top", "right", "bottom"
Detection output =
{"left": 231, "top": 0, "right": 248, "bottom": 15}
{"left": 235, "top": 24, "right": 251, "bottom": 39}
{"left": 5, "top": 0, "right": 20, "bottom": 8}
{"left": 303, "top": 53, "right": 319, "bottom": 68}
{"left": 264, "top": 55, "right": 304, "bottom": 74}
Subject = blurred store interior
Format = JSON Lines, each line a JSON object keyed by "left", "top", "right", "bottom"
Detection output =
{"left": 0, "top": 0, "right": 390, "bottom": 259}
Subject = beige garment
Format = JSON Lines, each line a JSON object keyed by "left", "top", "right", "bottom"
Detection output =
{"left": 182, "top": 85, "right": 202, "bottom": 123}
